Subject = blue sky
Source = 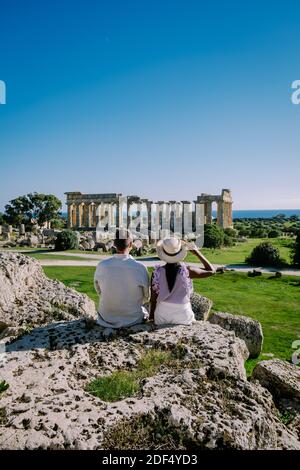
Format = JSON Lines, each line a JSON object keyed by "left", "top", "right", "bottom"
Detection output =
{"left": 0, "top": 0, "right": 300, "bottom": 210}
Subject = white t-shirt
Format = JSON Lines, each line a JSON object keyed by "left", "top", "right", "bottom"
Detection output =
{"left": 94, "top": 254, "right": 150, "bottom": 328}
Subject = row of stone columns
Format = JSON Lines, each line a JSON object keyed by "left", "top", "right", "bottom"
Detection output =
{"left": 67, "top": 200, "right": 199, "bottom": 233}
{"left": 67, "top": 198, "right": 232, "bottom": 235}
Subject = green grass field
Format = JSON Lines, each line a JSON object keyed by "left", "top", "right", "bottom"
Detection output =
{"left": 185, "top": 237, "right": 294, "bottom": 265}
{"left": 44, "top": 266, "right": 300, "bottom": 374}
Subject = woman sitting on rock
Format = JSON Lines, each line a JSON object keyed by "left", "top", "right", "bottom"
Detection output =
{"left": 150, "top": 237, "right": 215, "bottom": 325}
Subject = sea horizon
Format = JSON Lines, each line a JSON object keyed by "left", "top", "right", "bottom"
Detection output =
{"left": 61, "top": 209, "right": 300, "bottom": 220}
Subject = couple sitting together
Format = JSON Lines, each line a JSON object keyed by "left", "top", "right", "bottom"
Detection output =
{"left": 94, "top": 230, "right": 215, "bottom": 328}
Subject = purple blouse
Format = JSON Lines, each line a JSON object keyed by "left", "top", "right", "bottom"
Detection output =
{"left": 152, "top": 263, "right": 193, "bottom": 304}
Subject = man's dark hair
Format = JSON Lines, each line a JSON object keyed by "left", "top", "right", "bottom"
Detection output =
{"left": 114, "top": 229, "right": 133, "bottom": 252}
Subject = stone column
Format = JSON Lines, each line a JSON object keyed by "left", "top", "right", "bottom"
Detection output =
{"left": 227, "top": 202, "right": 233, "bottom": 227}
{"left": 146, "top": 201, "right": 152, "bottom": 241}
{"left": 217, "top": 201, "right": 224, "bottom": 227}
{"left": 181, "top": 201, "right": 192, "bottom": 238}
{"left": 150, "top": 202, "right": 160, "bottom": 240}
{"left": 161, "top": 202, "right": 171, "bottom": 238}
{"left": 109, "top": 203, "right": 115, "bottom": 228}
{"left": 205, "top": 202, "right": 213, "bottom": 224}
{"left": 116, "top": 195, "right": 126, "bottom": 229}
{"left": 95, "top": 204, "right": 101, "bottom": 227}
{"left": 136, "top": 201, "right": 142, "bottom": 232}
{"left": 127, "top": 200, "right": 132, "bottom": 230}
{"left": 88, "top": 203, "right": 94, "bottom": 228}
{"left": 67, "top": 204, "right": 73, "bottom": 228}
{"left": 157, "top": 201, "right": 165, "bottom": 239}
{"left": 76, "top": 204, "right": 81, "bottom": 228}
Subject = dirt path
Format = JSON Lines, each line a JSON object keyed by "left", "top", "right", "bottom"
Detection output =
{"left": 38, "top": 254, "right": 300, "bottom": 276}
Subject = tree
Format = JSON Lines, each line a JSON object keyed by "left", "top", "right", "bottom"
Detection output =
{"left": 224, "top": 227, "right": 238, "bottom": 238}
{"left": 292, "top": 232, "right": 300, "bottom": 267}
{"left": 250, "top": 227, "right": 269, "bottom": 238}
{"left": 4, "top": 193, "right": 62, "bottom": 227}
{"left": 55, "top": 230, "right": 78, "bottom": 251}
{"left": 203, "top": 224, "right": 224, "bottom": 248}
{"left": 0, "top": 212, "right": 5, "bottom": 225}
{"left": 268, "top": 229, "right": 282, "bottom": 238}
{"left": 246, "top": 242, "right": 283, "bottom": 267}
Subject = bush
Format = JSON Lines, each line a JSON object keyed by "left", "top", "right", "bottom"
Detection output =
{"left": 246, "top": 242, "right": 283, "bottom": 267}
{"left": 292, "top": 232, "right": 300, "bottom": 267}
{"left": 203, "top": 224, "right": 224, "bottom": 248}
{"left": 54, "top": 229, "right": 78, "bottom": 251}
{"left": 268, "top": 229, "right": 282, "bottom": 238}
{"left": 250, "top": 227, "right": 269, "bottom": 238}
{"left": 224, "top": 227, "right": 238, "bottom": 238}
{"left": 224, "top": 234, "right": 235, "bottom": 247}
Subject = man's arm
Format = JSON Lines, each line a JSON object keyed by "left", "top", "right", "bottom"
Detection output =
{"left": 94, "top": 265, "right": 101, "bottom": 294}
{"left": 141, "top": 265, "right": 150, "bottom": 303}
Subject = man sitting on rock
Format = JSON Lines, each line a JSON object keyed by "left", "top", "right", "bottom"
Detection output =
{"left": 94, "top": 229, "right": 150, "bottom": 328}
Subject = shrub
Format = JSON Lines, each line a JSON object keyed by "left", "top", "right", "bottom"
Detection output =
{"left": 203, "top": 224, "right": 224, "bottom": 248}
{"left": 246, "top": 242, "right": 283, "bottom": 267}
{"left": 54, "top": 229, "right": 78, "bottom": 251}
{"left": 268, "top": 229, "right": 282, "bottom": 238}
{"left": 250, "top": 227, "right": 269, "bottom": 238}
{"left": 292, "top": 232, "right": 300, "bottom": 267}
{"left": 224, "top": 227, "right": 238, "bottom": 238}
{"left": 224, "top": 234, "right": 235, "bottom": 247}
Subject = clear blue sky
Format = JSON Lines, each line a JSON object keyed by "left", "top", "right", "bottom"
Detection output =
{"left": 1, "top": 0, "right": 300, "bottom": 210}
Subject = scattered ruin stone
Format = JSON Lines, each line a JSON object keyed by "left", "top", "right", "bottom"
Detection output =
{"left": 209, "top": 311, "right": 263, "bottom": 358}
{"left": 190, "top": 293, "right": 213, "bottom": 321}
{"left": 252, "top": 359, "right": 300, "bottom": 405}
{"left": 248, "top": 269, "right": 263, "bottom": 277}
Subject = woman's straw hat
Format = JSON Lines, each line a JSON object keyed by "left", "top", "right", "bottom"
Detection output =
{"left": 156, "top": 237, "right": 187, "bottom": 264}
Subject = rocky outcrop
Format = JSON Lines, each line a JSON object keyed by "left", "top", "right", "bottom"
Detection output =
{"left": 0, "top": 252, "right": 97, "bottom": 330}
{"left": 0, "top": 320, "right": 299, "bottom": 450}
{"left": 190, "top": 293, "right": 213, "bottom": 321}
{"left": 252, "top": 359, "right": 300, "bottom": 404}
{"left": 209, "top": 311, "right": 263, "bottom": 358}
{"left": 252, "top": 359, "right": 300, "bottom": 442}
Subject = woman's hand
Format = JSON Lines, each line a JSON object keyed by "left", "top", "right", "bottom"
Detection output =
{"left": 186, "top": 241, "right": 200, "bottom": 256}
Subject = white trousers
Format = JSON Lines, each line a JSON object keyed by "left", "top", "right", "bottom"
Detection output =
{"left": 154, "top": 301, "right": 195, "bottom": 326}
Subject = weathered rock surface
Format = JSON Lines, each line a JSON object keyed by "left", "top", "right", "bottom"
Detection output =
{"left": 209, "top": 311, "right": 263, "bottom": 358}
{"left": 0, "top": 252, "right": 97, "bottom": 329}
{"left": 252, "top": 359, "right": 300, "bottom": 404}
{"left": 190, "top": 292, "right": 213, "bottom": 321}
{"left": 0, "top": 320, "right": 299, "bottom": 450}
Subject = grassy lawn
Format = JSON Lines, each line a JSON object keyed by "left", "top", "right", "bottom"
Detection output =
{"left": 44, "top": 266, "right": 300, "bottom": 375}
{"left": 185, "top": 237, "right": 294, "bottom": 265}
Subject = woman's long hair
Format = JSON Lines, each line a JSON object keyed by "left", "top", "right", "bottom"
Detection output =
{"left": 164, "top": 262, "right": 180, "bottom": 292}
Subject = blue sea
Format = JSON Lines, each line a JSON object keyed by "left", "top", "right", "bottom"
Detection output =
{"left": 61, "top": 209, "right": 300, "bottom": 220}
{"left": 229, "top": 209, "right": 300, "bottom": 219}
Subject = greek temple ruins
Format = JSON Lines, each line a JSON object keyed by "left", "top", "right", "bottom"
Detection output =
{"left": 65, "top": 189, "right": 233, "bottom": 240}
